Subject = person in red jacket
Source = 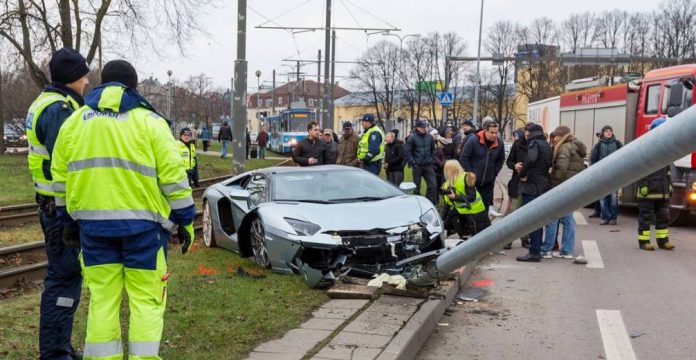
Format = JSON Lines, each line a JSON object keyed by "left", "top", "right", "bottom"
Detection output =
{"left": 257, "top": 126, "right": 268, "bottom": 159}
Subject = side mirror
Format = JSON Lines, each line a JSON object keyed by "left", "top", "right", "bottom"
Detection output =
{"left": 229, "top": 189, "right": 251, "bottom": 200}
{"left": 667, "top": 105, "right": 683, "bottom": 118}
{"left": 669, "top": 84, "right": 684, "bottom": 108}
{"left": 399, "top": 182, "right": 417, "bottom": 193}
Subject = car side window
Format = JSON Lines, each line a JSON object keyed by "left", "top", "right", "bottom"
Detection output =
{"left": 246, "top": 174, "right": 268, "bottom": 208}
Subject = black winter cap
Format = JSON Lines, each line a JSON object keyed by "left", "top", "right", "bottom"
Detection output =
{"left": 101, "top": 60, "right": 139, "bottom": 89}
{"left": 601, "top": 125, "right": 613, "bottom": 133}
{"left": 461, "top": 120, "right": 475, "bottom": 128}
{"left": 49, "top": 48, "right": 89, "bottom": 85}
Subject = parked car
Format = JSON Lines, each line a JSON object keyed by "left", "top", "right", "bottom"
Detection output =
{"left": 3, "top": 125, "right": 27, "bottom": 147}
{"left": 201, "top": 165, "right": 445, "bottom": 288}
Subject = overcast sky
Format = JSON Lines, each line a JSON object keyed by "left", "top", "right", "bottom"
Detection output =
{"left": 129, "top": 0, "right": 658, "bottom": 92}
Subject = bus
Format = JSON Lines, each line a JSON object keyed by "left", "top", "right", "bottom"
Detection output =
{"left": 265, "top": 108, "right": 316, "bottom": 154}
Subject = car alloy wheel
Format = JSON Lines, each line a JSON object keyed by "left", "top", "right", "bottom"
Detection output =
{"left": 250, "top": 217, "right": 270, "bottom": 267}
{"left": 202, "top": 200, "right": 216, "bottom": 247}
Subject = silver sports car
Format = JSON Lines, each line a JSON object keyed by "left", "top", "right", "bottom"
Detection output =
{"left": 201, "top": 165, "right": 445, "bottom": 288}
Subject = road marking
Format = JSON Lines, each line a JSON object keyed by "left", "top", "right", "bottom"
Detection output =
{"left": 582, "top": 240, "right": 604, "bottom": 269}
{"left": 596, "top": 310, "right": 637, "bottom": 360}
{"left": 574, "top": 211, "right": 588, "bottom": 225}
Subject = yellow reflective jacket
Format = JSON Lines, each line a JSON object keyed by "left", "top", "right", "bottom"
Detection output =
{"left": 441, "top": 173, "right": 486, "bottom": 215}
{"left": 25, "top": 90, "right": 80, "bottom": 196}
{"left": 51, "top": 83, "right": 195, "bottom": 235}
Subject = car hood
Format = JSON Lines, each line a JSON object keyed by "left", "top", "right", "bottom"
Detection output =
{"left": 264, "top": 195, "right": 427, "bottom": 231}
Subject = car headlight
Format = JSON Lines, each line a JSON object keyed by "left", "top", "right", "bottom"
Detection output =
{"left": 284, "top": 217, "right": 320, "bottom": 236}
{"left": 20, "top": 135, "right": 27, "bottom": 140}
{"left": 419, "top": 208, "right": 441, "bottom": 228}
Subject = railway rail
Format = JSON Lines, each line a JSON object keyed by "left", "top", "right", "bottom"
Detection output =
{"left": 0, "top": 212, "right": 203, "bottom": 294}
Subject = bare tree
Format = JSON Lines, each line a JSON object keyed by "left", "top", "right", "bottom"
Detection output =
{"left": 484, "top": 20, "right": 519, "bottom": 134}
{"left": 652, "top": 0, "right": 696, "bottom": 64}
{"left": 349, "top": 40, "right": 400, "bottom": 127}
{"left": 560, "top": 12, "right": 597, "bottom": 53}
{"left": 595, "top": 10, "right": 627, "bottom": 50}
{"left": 401, "top": 36, "right": 432, "bottom": 129}
{"left": 0, "top": 0, "right": 212, "bottom": 89}
{"left": 516, "top": 18, "right": 564, "bottom": 103}
{"left": 622, "top": 12, "right": 653, "bottom": 72}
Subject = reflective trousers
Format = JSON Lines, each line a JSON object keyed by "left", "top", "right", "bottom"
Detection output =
{"left": 637, "top": 199, "right": 670, "bottom": 243}
{"left": 39, "top": 207, "right": 82, "bottom": 360}
{"left": 81, "top": 228, "right": 169, "bottom": 360}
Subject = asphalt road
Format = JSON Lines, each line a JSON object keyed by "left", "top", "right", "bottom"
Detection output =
{"left": 417, "top": 204, "right": 696, "bottom": 360}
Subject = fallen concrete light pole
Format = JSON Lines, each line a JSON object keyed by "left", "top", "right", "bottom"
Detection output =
{"left": 407, "top": 105, "right": 696, "bottom": 286}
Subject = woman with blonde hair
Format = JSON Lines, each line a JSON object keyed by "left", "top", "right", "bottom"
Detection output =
{"left": 441, "top": 160, "right": 491, "bottom": 238}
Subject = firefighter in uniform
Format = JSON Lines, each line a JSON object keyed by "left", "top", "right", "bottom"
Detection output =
{"left": 441, "top": 160, "right": 490, "bottom": 238}
{"left": 636, "top": 117, "right": 675, "bottom": 251}
{"left": 25, "top": 47, "right": 89, "bottom": 360}
{"left": 356, "top": 113, "right": 385, "bottom": 175}
{"left": 178, "top": 127, "right": 199, "bottom": 187}
{"left": 51, "top": 60, "right": 195, "bottom": 360}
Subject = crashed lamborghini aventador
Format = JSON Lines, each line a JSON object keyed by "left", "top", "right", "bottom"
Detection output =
{"left": 201, "top": 165, "right": 444, "bottom": 288}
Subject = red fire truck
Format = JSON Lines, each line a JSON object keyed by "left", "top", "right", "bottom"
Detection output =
{"left": 548, "top": 65, "right": 696, "bottom": 224}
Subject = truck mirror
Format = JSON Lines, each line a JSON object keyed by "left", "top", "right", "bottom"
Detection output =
{"left": 683, "top": 79, "right": 694, "bottom": 90}
{"left": 669, "top": 84, "right": 684, "bottom": 108}
{"left": 667, "top": 105, "right": 683, "bottom": 118}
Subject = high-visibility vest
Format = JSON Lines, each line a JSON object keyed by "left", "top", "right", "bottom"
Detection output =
{"left": 51, "top": 85, "right": 193, "bottom": 233}
{"left": 442, "top": 173, "right": 486, "bottom": 215}
{"left": 25, "top": 91, "right": 79, "bottom": 196}
{"left": 177, "top": 140, "right": 196, "bottom": 169}
{"left": 357, "top": 125, "right": 385, "bottom": 162}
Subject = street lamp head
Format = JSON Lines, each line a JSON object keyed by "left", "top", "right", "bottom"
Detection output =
{"left": 167, "top": 70, "right": 173, "bottom": 77}
{"left": 255, "top": 70, "right": 262, "bottom": 78}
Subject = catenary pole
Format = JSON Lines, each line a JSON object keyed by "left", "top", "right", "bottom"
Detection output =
{"left": 407, "top": 105, "right": 696, "bottom": 286}
{"left": 329, "top": 30, "right": 336, "bottom": 129}
{"left": 318, "top": 49, "right": 322, "bottom": 126}
{"left": 472, "top": 0, "right": 485, "bottom": 126}
{"left": 232, "top": 0, "right": 248, "bottom": 174}
{"left": 322, "top": 0, "right": 331, "bottom": 127}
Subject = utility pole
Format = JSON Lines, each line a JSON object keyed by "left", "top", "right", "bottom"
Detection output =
{"left": 329, "top": 30, "right": 336, "bottom": 129}
{"left": 271, "top": 70, "right": 276, "bottom": 115}
{"left": 322, "top": 0, "right": 331, "bottom": 128}
{"left": 234, "top": 76, "right": 237, "bottom": 121}
{"left": 472, "top": 0, "right": 485, "bottom": 127}
{"left": 166, "top": 70, "right": 173, "bottom": 121}
{"left": 232, "top": 0, "right": 248, "bottom": 173}
{"left": 318, "top": 49, "right": 322, "bottom": 126}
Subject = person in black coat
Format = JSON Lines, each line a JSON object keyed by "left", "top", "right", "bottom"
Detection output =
{"left": 459, "top": 119, "right": 506, "bottom": 211}
{"left": 405, "top": 120, "right": 438, "bottom": 204}
{"left": 503, "top": 128, "right": 530, "bottom": 249}
{"left": 384, "top": 130, "right": 405, "bottom": 186}
{"left": 292, "top": 121, "right": 328, "bottom": 166}
{"left": 516, "top": 123, "right": 553, "bottom": 262}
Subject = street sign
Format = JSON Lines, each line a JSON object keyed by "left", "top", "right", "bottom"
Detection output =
{"left": 416, "top": 80, "right": 443, "bottom": 91}
{"left": 439, "top": 92, "right": 454, "bottom": 107}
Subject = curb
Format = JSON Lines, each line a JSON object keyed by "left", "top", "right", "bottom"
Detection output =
{"left": 376, "top": 261, "right": 478, "bottom": 360}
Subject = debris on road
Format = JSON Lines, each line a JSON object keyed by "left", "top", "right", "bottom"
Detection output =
{"left": 630, "top": 332, "right": 645, "bottom": 338}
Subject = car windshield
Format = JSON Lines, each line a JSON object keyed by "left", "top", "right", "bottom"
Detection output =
{"left": 272, "top": 170, "right": 404, "bottom": 202}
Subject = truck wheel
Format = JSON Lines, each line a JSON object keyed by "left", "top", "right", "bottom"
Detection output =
{"left": 669, "top": 209, "right": 693, "bottom": 227}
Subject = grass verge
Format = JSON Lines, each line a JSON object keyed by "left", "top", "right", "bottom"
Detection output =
{"left": 0, "top": 241, "right": 328, "bottom": 359}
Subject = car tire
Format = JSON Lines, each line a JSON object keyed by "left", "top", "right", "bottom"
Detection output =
{"left": 203, "top": 200, "right": 216, "bottom": 247}
{"left": 250, "top": 217, "right": 270, "bottom": 268}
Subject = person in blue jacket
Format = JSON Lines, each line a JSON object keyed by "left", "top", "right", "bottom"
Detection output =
{"left": 25, "top": 47, "right": 90, "bottom": 360}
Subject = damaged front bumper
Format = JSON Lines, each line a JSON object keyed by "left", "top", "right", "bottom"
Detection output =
{"left": 265, "top": 223, "right": 444, "bottom": 288}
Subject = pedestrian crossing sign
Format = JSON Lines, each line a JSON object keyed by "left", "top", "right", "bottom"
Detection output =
{"left": 439, "top": 92, "right": 453, "bottom": 107}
